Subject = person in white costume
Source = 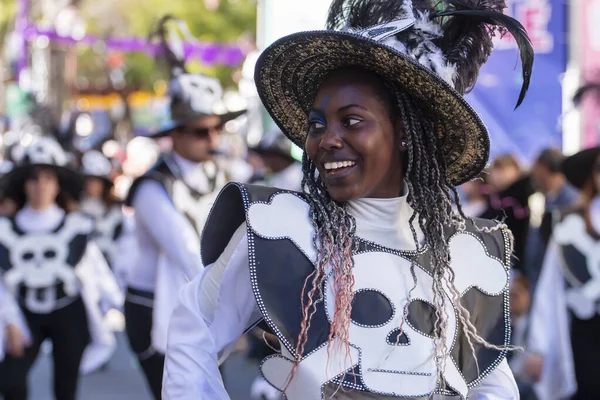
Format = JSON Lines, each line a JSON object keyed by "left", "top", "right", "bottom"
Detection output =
{"left": 0, "top": 136, "right": 123, "bottom": 400}
{"left": 523, "top": 146, "right": 600, "bottom": 400}
{"left": 163, "top": 0, "right": 534, "bottom": 399}
{"left": 122, "top": 15, "right": 245, "bottom": 400}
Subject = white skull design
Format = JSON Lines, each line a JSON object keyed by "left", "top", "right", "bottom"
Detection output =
{"left": 554, "top": 214, "right": 600, "bottom": 319}
{"left": 176, "top": 74, "right": 223, "bottom": 114}
{"left": 249, "top": 194, "right": 508, "bottom": 399}
{"left": 0, "top": 214, "right": 92, "bottom": 313}
{"left": 324, "top": 252, "right": 457, "bottom": 397}
{"left": 19, "top": 136, "right": 68, "bottom": 167}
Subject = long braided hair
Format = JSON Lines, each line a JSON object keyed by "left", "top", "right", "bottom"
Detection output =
{"left": 289, "top": 73, "right": 510, "bottom": 389}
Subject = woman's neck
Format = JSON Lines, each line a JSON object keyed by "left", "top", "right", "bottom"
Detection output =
{"left": 26, "top": 202, "right": 58, "bottom": 212}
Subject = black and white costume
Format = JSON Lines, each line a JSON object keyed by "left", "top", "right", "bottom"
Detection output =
{"left": 122, "top": 15, "right": 246, "bottom": 399}
{"left": 526, "top": 199, "right": 600, "bottom": 400}
{"left": 164, "top": 184, "right": 517, "bottom": 399}
{"left": 0, "top": 138, "right": 123, "bottom": 400}
{"left": 80, "top": 150, "right": 125, "bottom": 269}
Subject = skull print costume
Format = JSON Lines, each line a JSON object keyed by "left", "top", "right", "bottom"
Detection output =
{"left": 163, "top": 184, "right": 518, "bottom": 399}
{"left": 80, "top": 150, "right": 125, "bottom": 268}
{"left": 0, "top": 137, "right": 123, "bottom": 400}
{"left": 526, "top": 147, "right": 600, "bottom": 400}
{"left": 122, "top": 16, "right": 245, "bottom": 400}
{"left": 163, "top": 0, "right": 533, "bottom": 397}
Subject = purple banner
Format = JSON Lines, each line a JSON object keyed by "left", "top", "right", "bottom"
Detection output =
{"left": 466, "top": 0, "right": 567, "bottom": 165}
{"left": 22, "top": 25, "right": 245, "bottom": 67}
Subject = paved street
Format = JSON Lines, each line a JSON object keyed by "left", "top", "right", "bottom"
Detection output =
{"left": 27, "top": 333, "right": 259, "bottom": 400}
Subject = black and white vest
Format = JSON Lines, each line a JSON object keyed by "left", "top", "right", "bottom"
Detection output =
{"left": 0, "top": 212, "right": 93, "bottom": 314}
{"left": 126, "top": 154, "right": 221, "bottom": 236}
{"left": 553, "top": 210, "right": 600, "bottom": 321}
{"left": 202, "top": 184, "right": 512, "bottom": 400}
{"left": 91, "top": 204, "right": 123, "bottom": 267}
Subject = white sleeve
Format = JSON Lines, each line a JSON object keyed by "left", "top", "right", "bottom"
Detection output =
{"left": 84, "top": 241, "right": 125, "bottom": 309}
{"left": 111, "top": 214, "right": 137, "bottom": 292}
{"left": 526, "top": 241, "right": 577, "bottom": 399}
{"left": 132, "top": 180, "right": 204, "bottom": 280}
{"left": 0, "top": 281, "right": 30, "bottom": 346}
{"left": 0, "top": 281, "right": 21, "bottom": 326}
{"left": 466, "top": 359, "right": 519, "bottom": 399}
{"left": 163, "top": 223, "right": 260, "bottom": 400}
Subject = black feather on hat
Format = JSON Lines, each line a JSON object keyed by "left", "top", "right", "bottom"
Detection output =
{"left": 149, "top": 15, "right": 246, "bottom": 138}
{"left": 255, "top": 0, "right": 534, "bottom": 185}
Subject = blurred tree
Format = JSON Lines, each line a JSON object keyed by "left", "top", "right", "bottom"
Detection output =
{"left": 0, "top": 0, "right": 17, "bottom": 49}
{"left": 77, "top": 0, "right": 257, "bottom": 90}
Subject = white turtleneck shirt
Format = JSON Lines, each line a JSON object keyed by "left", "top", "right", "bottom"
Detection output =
{"left": 163, "top": 187, "right": 518, "bottom": 400}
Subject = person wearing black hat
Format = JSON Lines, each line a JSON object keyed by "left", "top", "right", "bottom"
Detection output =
{"left": 249, "top": 127, "right": 303, "bottom": 191}
{"left": 122, "top": 16, "right": 245, "bottom": 399}
{"left": 523, "top": 146, "right": 600, "bottom": 400}
{"left": 0, "top": 137, "right": 123, "bottom": 400}
{"left": 80, "top": 150, "right": 125, "bottom": 269}
{"left": 163, "top": 0, "right": 534, "bottom": 398}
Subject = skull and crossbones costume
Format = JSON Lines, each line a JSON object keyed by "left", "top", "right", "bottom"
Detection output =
{"left": 526, "top": 146, "right": 600, "bottom": 400}
{"left": 121, "top": 15, "right": 246, "bottom": 400}
{"left": 80, "top": 150, "right": 126, "bottom": 269}
{"left": 0, "top": 137, "right": 123, "bottom": 400}
{"left": 162, "top": 0, "right": 535, "bottom": 396}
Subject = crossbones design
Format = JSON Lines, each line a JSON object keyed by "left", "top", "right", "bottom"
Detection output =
{"left": 554, "top": 214, "right": 600, "bottom": 319}
{"left": 247, "top": 193, "right": 508, "bottom": 399}
{"left": 0, "top": 213, "right": 92, "bottom": 313}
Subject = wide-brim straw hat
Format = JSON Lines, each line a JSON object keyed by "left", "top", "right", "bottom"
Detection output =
{"left": 254, "top": 1, "right": 533, "bottom": 186}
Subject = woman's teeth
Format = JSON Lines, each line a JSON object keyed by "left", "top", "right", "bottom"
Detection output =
{"left": 324, "top": 161, "right": 356, "bottom": 171}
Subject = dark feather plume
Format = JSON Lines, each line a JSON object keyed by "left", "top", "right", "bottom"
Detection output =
{"left": 573, "top": 82, "right": 600, "bottom": 106}
{"left": 326, "top": 0, "right": 435, "bottom": 30}
{"left": 150, "top": 15, "right": 187, "bottom": 77}
{"left": 432, "top": 1, "right": 533, "bottom": 109}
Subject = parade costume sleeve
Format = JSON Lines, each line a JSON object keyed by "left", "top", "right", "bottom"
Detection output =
{"left": 132, "top": 180, "right": 204, "bottom": 280}
{"left": 526, "top": 240, "right": 577, "bottom": 400}
{"left": 82, "top": 241, "right": 125, "bottom": 309}
{"left": 111, "top": 214, "right": 137, "bottom": 292}
{"left": 0, "top": 281, "right": 31, "bottom": 360}
{"left": 465, "top": 359, "right": 518, "bottom": 399}
{"left": 163, "top": 223, "right": 259, "bottom": 400}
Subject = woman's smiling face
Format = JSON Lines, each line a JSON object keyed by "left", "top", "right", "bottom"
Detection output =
{"left": 304, "top": 69, "right": 405, "bottom": 202}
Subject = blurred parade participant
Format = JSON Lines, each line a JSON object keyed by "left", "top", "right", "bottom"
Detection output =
{"left": 524, "top": 146, "right": 600, "bottom": 400}
{"left": 0, "top": 137, "right": 123, "bottom": 400}
{"left": 123, "top": 16, "right": 245, "bottom": 399}
{"left": 163, "top": 0, "right": 533, "bottom": 398}
{"left": 482, "top": 154, "right": 534, "bottom": 273}
{"left": 457, "top": 173, "right": 488, "bottom": 218}
{"left": 0, "top": 160, "right": 16, "bottom": 216}
{"left": 526, "top": 148, "right": 577, "bottom": 288}
{"left": 249, "top": 127, "right": 302, "bottom": 191}
{"left": 80, "top": 150, "right": 124, "bottom": 269}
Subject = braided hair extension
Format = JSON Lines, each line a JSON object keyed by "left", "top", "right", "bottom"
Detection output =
{"left": 287, "top": 83, "right": 511, "bottom": 392}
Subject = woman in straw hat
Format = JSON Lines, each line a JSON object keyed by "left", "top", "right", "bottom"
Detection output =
{"left": 0, "top": 136, "right": 123, "bottom": 400}
{"left": 524, "top": 145, "right": 600, "bottom": 400}
{"left": 163, "top": 0, "right": 533, "bottom": 398}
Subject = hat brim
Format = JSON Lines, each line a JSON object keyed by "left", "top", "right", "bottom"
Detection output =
{"left": 84, "top": 174, "right": 114, "bottom": 188}
{"left": 562, "top": 147, "right": 600, "bottom": 189}
{"left": 150, "top": 109, "right": 247, "bottom": 139}
{"left": 0, "top": 164, "right": 84, "bottom": 201}
{"left": 255, "top": 30, "right": 489, "bottom": 186}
